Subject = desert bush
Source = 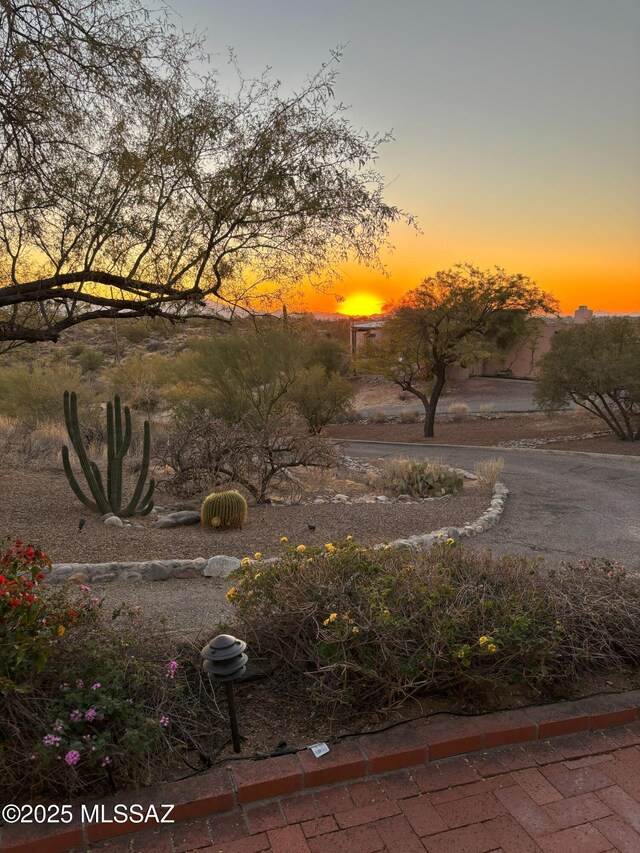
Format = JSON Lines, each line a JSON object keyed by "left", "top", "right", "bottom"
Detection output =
{"left": 448, "top": 402, "right": 470, "bottom": 421}
{"left": 303, "top": 336, "right": 351, "bottom": 375}
{"left": 108, "top": 352, "right": 170, "bottom": 417}
{"left": 157, "top": 408, "right": 339, "bottom": 503}
{"left": 75, "top": 346, "right": 105, "bottom": 374}
{"left": 370, "top": 410, "right": 388, "bottom": 424}
{"left": 0, "top": 541, "right": 222, "bottom": 800}
{"left": 0, "top": 417, "right": 70, "bottom": 466}
{"left": 374, "top": 457, "right": 463, "bottom": 498}
{"left": 229, "top": 542, "right": 640, "bottom": 714}
{"left": 398, "top": 409, "right": 420, "bottom": 424}
{"left": 289, "top": 365, "right": 355, "bottom": 433}
{"left": 473, "top": 457, "right": 505, "bottom": 490}
{"left": 478, "top": 403, "right": 494, "bottom": 415}
{"left": 0, "top": 361, "right": 82, "bottom": 425}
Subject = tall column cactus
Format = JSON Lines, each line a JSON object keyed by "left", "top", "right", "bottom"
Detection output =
{"left": 62, "top": 390, "right": 155, "bottom": 517}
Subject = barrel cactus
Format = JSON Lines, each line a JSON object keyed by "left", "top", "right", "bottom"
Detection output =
{"left": 62, "top": 390, "right": 155, "bottom": 517}
{"left": 201, "top": 490, "right": 248, "bottom": 530}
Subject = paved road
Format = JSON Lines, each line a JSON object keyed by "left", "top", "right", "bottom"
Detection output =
{"left": 355, "top": 377, "right": 570, "bottom": 416}
{"left": 342, "top": 440, "right": 640, "bottom": 570}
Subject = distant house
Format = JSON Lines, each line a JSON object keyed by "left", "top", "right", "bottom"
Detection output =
{"left": 351, "top": 306, "right": 602, "bottom": 380}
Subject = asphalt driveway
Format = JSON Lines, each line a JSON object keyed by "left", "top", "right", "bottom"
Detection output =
{"left": 342, "top": 440, "right": 640, "bottom": 570}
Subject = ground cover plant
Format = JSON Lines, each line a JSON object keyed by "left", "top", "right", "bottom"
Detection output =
{"left": 228, "top": 540, "right": 640, "bottom": 716}
{"left": 0, "top": 539, "right": 222, "bottom": 802}
{"left": 373, "top": 457, "right": 464, "bottom": 498}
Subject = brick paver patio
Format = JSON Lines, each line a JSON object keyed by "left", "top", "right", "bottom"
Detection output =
{"left": 88, "top": 723, "right": 640, "bottom": 853}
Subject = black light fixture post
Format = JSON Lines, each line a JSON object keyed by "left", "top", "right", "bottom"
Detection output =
{"left": 201, "top": 634, "right": 248, "bottom": 753}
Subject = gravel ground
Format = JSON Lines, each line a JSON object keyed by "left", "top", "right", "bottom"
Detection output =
{"left": 1, "top": 467, "right": 490, "bottom": 634}
{"left": 2, "top": 467, "right": 488, "bottom": 564}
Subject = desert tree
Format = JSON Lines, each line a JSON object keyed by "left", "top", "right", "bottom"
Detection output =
{"left": 0, "top": 1, "right": 409, "bottom": 352}
{"left": 535, "top": 317, "right": 640, "bottom": 441}
{"left": 359, "top": 263, "right": 557, "bottom": 437}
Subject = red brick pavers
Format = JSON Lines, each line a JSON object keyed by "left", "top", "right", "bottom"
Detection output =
{"left": 78, "top": 722, "right": 640, "bottom": 852}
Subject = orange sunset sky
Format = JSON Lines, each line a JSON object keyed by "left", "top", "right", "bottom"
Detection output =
{"left": 184, "top": 0, "right": 639, "bottom": 316}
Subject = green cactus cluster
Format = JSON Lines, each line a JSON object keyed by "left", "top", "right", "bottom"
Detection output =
{"left": 380, "top": 460, "right": 464, "bottom": 499}
{"left": 200, "top": 490, "right": 248, "bottom": 530}
{"left": 62, "top": 390, "right": 154, "bottom": 517}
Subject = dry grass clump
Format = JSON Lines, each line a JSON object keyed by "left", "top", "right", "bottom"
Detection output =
{"left": 398, "top": 409, "right": 420, "bottom": 424}
{"left": 473, "top": 457, "right": 505, "bottom": 490}
{"left": 478, "top": 403, "right": 494, "bottom": 415}
{"left": 229, "top": 542, "right": 640, "bottom": 717}
{"left": 370, "top": 410, "right": 388, "bottom": 424}
{"left": 448, "top": 402, "right": 470, "bottom": 421}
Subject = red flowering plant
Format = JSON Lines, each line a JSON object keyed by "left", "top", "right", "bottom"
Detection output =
{"left": 0, "top": 537, "right": 100, "bottom": 692}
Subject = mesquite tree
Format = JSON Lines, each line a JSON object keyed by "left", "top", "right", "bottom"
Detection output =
{"left": 359, "top": 264, "right": 557, "bottom": 437}
{"left": 0, "top": 1, "right": 409, "bottom": 352}
{"left": 535, "top": 318, "right": 640, "bottom": 441}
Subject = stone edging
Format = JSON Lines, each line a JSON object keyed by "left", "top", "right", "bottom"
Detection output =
{"left": 2, "top": 690, "right": 638, "bottom": 853}
{"left": 47, "top": 474, "right": 509, "bottom": 583}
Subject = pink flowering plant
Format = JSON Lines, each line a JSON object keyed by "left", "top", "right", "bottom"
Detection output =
{"left": 2, "top": 595, "right": 222, "bottom": 801}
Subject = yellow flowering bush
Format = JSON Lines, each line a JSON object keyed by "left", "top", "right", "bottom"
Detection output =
{"left": 224, "top": 542, "right": 640, "bottom": 714}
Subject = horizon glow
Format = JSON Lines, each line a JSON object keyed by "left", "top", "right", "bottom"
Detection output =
{"left": 180, "top": 0, "right": 640, "bottom": 315}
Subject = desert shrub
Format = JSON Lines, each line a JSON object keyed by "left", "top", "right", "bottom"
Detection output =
{"left": 374, "top": 457, "right": 463, "bottom": 498}
{"left": 0, "top": 417, "right": 70, "bottom": 466}
{"left": 289, "top": 365, "right": 355, "bottom": 433}
{"left": 473, "top": 457, "right": 505, "bottom": 490}
{"left": 398, "top": 409, "right": 420, "bottom": 424}
{"left": 229, "top": 542, "right": 640, "bottom": 714}
{"left": 370, "top": 410, "right": 388, "bottom": 424}
{"left": 303, "top": 336, "right": 351, "bottom": 375}
{"left": 0, "top": 361, "right": 82, "bottom": 425}
{"left": 117, "top": 319, "right": 150, "bottom": 344}
{"left": 0, "top": 541, "right": 222, "bottom": 800}
{"left": 76, "top": 347, "right": 105, "bottom": 374}
{"left": 109, "top": 352, "right": 170, "bottom": 417}
{"left": 478, "top": 403, "right": 494, "bottom": 415}
{"left": 448, "top": 402, "right": 470, "bottom": 421}
{"left": 157, "top": 408, "right": 339, "bottom": 503}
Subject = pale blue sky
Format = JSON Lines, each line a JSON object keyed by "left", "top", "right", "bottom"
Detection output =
{"left": 175, "top": 0, "right": 640, "bottom": 312}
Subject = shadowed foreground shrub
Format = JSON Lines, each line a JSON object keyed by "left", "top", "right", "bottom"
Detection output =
{"left": 0, "top": 540, "right": 222, "bottom": 801}
{"left": 229, "top": 541, "right": 640, "bottom": 715}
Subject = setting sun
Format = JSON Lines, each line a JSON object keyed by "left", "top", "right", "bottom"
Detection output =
{"left": 337, "top": 292, "right": 385, "bottom": 317}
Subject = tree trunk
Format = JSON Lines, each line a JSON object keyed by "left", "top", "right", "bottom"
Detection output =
{"left": 422, "top": 368, "right": 447, "bottom": 438}
{"left": 423, "top": 405, "right": 436, "bottom": 437}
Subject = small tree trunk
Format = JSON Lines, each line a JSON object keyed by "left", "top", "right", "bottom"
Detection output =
{"left": 422, "top": 368, "right": 447, "bottom": 438}
{"left": 423, "top": 405, "right": 436, "bottom": 437}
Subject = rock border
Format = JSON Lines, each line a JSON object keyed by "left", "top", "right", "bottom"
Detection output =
{"left": 47, "top": 472, "right": 508, "bottom": 583}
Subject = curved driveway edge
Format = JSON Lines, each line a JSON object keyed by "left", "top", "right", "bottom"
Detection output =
{"left": 340, "top": 440, "right": 640, "bottom": 571}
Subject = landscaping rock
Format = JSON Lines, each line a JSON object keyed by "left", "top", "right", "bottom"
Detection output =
{"left": 376, "top": 495, "right": 389, "bottom": 502}
{"left": 104, "top": 516, "right": 124, "bottom": 528}
{"left": 334, "top": 494, "right": 349, "bottom": 502}
{"left": 173, "top": 567, "right": 200, "bottom": 579}
{"left": 152, "top": 510, "right": 201, "bottom": 529}
{"left": 67, "top": 572, "right": 89, "bottom": 584}
{"left": 396, "top": 494, "right": 413, "bottom": 503}
{"left": 147, "top": 561, "right": 174, "bottom": 581}
{"left": 119, "top": 571, "right": 143, "bottom": 581}
{"left": 204, "top": 555, "right": 241, "bottom": 578}
{"left": 100, "top": 512, "right": 115, "bottom": 521}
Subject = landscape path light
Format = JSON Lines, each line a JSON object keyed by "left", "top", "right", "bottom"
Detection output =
{"left": 201, "top": 634, "right": 247, "bottom": 753}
